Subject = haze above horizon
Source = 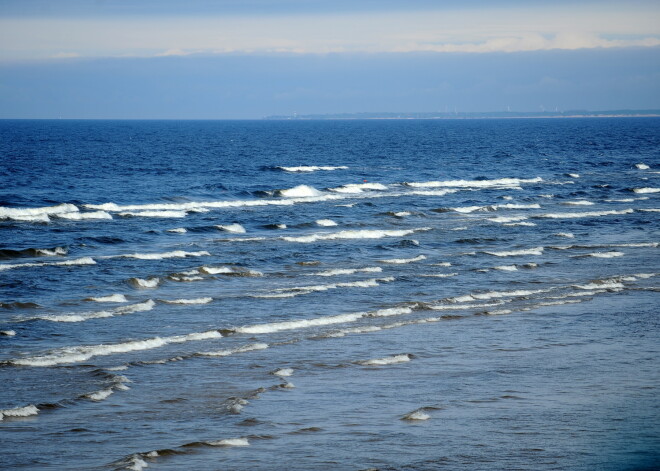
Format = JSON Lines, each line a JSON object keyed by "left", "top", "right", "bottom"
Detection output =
{"left": 1, "top": 0, "right": 659, "bottom": 119}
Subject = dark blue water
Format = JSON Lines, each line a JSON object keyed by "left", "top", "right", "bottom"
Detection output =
{"left": 0, "top": 118, "right": 658, "bottom": 470}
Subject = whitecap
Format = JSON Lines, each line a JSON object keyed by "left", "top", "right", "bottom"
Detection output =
{"left": 199, "top": 343, "right": 268, "bottom": 357}
{"left": 562, "top": 201, "right": 594, "bottom": 206}
{"left": 487, "top": 216, "right": 529, "bottom": 223}
{"left": 503, "top": 222, "right": 537, "bottom": 227}
{"left": 554, "top": 232, "right": 575, "bottom": 238}
{"left": 632, "top": 188, "right": 660, "bottom": 194}
{"left": 484, "top": 247, "right": 544, "bottom": 257}
{"left": 359, "top": 354, "right": 412, "bottom": 366}
{"left": 207, "top": 438, "right": 250, "bottom": 447}
{"left": 405, "top": 177, "right": 542, "bottom": 189}
{"left": 278, "top": 165, "right": 348, "bottom": 172}
{"left": 308, "top": 267, "right": 382, "bottom": 277}
{"left": 636, "top": 163, "right": 650, "bottom": 170}
{"left": 282, "top": 228, "right": 429, "bottom": 243}
{"left": 402, "top": 410, "right": 431, "bottom": 421}
{"left": 277, "top": 185, "right": 323, "bottom": 198}
{"left": 161, "top": 297, "right": 213, "bottom": 304}
{"left": 493, "top": 265, "right": 518, "bottom": 271}
{"left": 0, "top": 257, "right": 96, "bottom": 272}
{"left": 329, "top": 182, "right": 388, "bottom": 193}
{"left": 10, "top": 329, "right": 222, "bottom": 367}
{"left": 33, "top": 299, "right": 155, "bottom": 323}
{"left": 582, "top": 251, "right": 625, "bottom": 258}
{"left": 0, "top": 330, "right": 17, "bottom": 336}
{"left": 273, "top": 368, "right": 294, "bottom": 377}
{"left": 111, "top": 250, "right": 210, "bottom": 260}
{"left": 56, "top": 211, "right": 113, "bottom": 220}
{"left": 87, "top": 294, "right": 128, "bottom": 303}
{"left": 130, "top": 277, "right": 160, "bottom": 289}
{"left": 379, "top": 255, "right": 426, "bottom": 264}
{"left": 0, "top": 404, "right": 39, "bottom": 420}
{"left": 316, "top": 219, "right": 338, "bottom": 227}
{"left": 119, "top": 210, "right": 188, "bottom": 218}
{"left": 216, "top": 224, "right": 246, "bottom": 233}
{"left": 0, "top": 203, "right": 79, "bottom": 220}
{"left": 167, "top": 228, "right": 187, "bottom": 233}
{"left": 84, "top": 388, "right": 115, "bottom": 401}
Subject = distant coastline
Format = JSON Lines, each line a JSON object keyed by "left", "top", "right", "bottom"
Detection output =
{"left": 264, "top": 110, "right": 660, "bottom": 120}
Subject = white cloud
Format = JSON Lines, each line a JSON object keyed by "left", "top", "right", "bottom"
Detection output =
{"left": 0, "top": 5, "right": 658, "bottom": 60}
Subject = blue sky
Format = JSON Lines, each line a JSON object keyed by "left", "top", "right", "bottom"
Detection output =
{"left": 1, "top": 0, "right": 659, "bottom": 118}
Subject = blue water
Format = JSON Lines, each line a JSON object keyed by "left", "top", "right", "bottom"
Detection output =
{"left": 0, "top": 118, "right": 658, "bottom": 470}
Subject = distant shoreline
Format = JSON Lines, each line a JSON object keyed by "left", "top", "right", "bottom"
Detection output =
{"left": 264, "top": 110, "right": 660, "bottom": 120}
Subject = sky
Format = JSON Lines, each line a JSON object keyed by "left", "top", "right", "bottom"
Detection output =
{"left": 0, "top": 0, "right": 659, "bottom": 118}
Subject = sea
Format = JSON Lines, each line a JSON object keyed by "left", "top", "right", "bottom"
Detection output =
{"left": 0, "top": 118, "right": 658, "bottom": 471}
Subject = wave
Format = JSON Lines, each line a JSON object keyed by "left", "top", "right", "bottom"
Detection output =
{"left": 307, "top": 267, "right": 382, "bottom": 277}
{"left": 254, "top": 277, "right": 394, "bottom": 298}
{"left": 632, "top": 187, "right": 660, "bottom": 193}
{"left": 56, "top": 211, "right": 113, "bottom": 220}
{"left": 484, "top": 247, "right": 544, "bottom": 257}
{"left": 216, "top": 223, "right": 246, "bottom": 233}
{"left": 30, "top": 300, "right": 155, "bottom": 323}
{"left": 554, "top": 232, "right": 575, "bottom": 238}
{"left": 129, "top": 277, "right": 161, "bottom": 289}
{"left": 401, "top": 410, "right": 431, "bottom": 421}
{"left": 207, "top": 438, "right": 250, "bottom": 447}
{"left": 535, "top": 209, "right": 634, "bottom": 219}
{"left": 0, "top": 246, "right": 67, "bottom": 260}
{"left": 277, "top": 165, "right": 348, "bottom": 172}
{"left": 0, "top": 257, "right": 96, "bottom": 272}
{"left": 118, "top": 210, "right": 188, "bottom": 218}
{"left": 0, "top": 404, "right": 39, "bottom": 421}
{"left": 234, "top": 305, "right": 413, "bottom": 335}
{"left": 379, "top": 255, "right": 426, "bottom": 264}
{"left": 315, "top": 219, "right": 338, "bottom": 227}
{"left": 0, "top": 203, "right": 79, "bottom": 221}
{"left": 86, "top": 294, "right": 128, "bottom": 303}
{"left": 579, "top": 251, "right": 625, "bottom": 258}
{"left": 200, "top": 266, "right": 263, "bottom": 277}
{"left": 636, "top": 163, "right": 650, "bottom": 170}
{"left": 7, "top": 329, "right": 222, "bottom": 367}
{"left": 167, "top": 227, "right": 187, "bottom": 233}
{"left": 405, "top": 177, "right": 542, "bottom": 189}
{"left": 329, "top": 182, "right": 388, "bottom": 193}
{"left": 282, "top": 227, "right": 429, "bottom": 243}
{"left": 198, "top": 342, "right": 269, "bottom": 357}
{"left": 161, "top": 297, "right": 213, "bottom": 304}
{"left": 0, "top": 330, "right": 17, "bottom": 336}
{"left": 492, "top": 265, "right": 518, "bottom": 271}
{"left": 108, "top": 250, "right": 210, "bottom": 260}
{"left": 358, "top": 353, "right": 412, "bottom": 366}
{"left": 562, "top": 200, "right": 595, "bottom": 206}
{"left": 487, "top": 216, "right": 529, "bottom": 223}
{"left": 277, "top": 185, "right": 324, "bottom": 198}
{"left": 273, "top": 367, "right": 294, "bottom": 377}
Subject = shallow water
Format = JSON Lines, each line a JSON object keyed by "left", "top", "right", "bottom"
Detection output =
{"left": 0, "top": 118, "right": 658, "bottom": 470}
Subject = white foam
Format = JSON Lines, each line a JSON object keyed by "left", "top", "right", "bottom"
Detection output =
{"left": 503, "top": 222, "right": 537, "bottom": 227}
{"left": 562, "top": 200, "right": 594, "bottom": 206}
{"left": 428, "top": 301, "right": 503, "bottom": 310}
{"left": 554, "top": 232, "right": 575, "bottom": 238}
{"left": 120, "top": 210, "right": 188, "bottom": 218}
{"left": 484, "top": 247, "right": 544, "bottom": 257}
{"left": 0, "top": 257, "right": 96, "bottom": 271}
{"left": 0, "top": 330, "right": 17, "bottom": 336}
{"left": 216, "top": 224, "right": 246, "bottom": 233}
{"left": 633, "top": 187, "right": 660, "bottom": 194}
{"left": 131, "top": 278, "right": 160, "bottom": 289}
{"left": 402, "top": 410, "right": 430, "bottom": 421}
{"left": 432, "top": 262, "right": 452, "bottom": 267}
{"left": 575, "top": 281, "right": 625, "bottom": 290}
{"left": 493, "top": 265, "right": 518, "bottom": 271}
{"left": 282, "top": 228, "right": 428, "bottom": 243}
{"left": 278, "top": 185, "right": 324, "bottom": 198}
{"left": 167, "top": 228, "right": 187, "bottom": 233}
{"left": 34, "top": 299, "right": 155, "bottom": 323}
{"left": 392, "top": 211, "right": 411, "bottom": 217}
{"left": 278, "top": 165, "right": 348, "bottom": 172}
{"left": 316, "top": 219, "right": 338, "bottom": 227}
{"left": 87, "top": 294, "right": 128, "bottom": 303}
{"left": 359, "top": 354, "right": 412, "bottom": 366}
{"left": 329, "top": 182, "right": 388, "bottom": 193}
{"left": 111, "top": 250, "right": 210, "bottom": 260}
{"left": 208, "top": 438, "right": 250, "bottom": 447}
{"left": 639, "top": 208, "right": 660, "bottom": 212}
{"left": 420, "top": 273, "right": 458, "bottom": 278}
{"left": 379, "top": 255, "right": 426, "bottom": 264}
{"left": 536, "top": 209, "right": 635, "bottom": 219}
{"left": 487, "top": 216, "right": 529, "bottom": 223}
{"left": 636, "top": 163, "right": 650, "bottom": 170}
{"left": 0, "top": 203, "right": 79, "bottom": 219}
{"left": 273, "top": 368, "right": 294, "bottom": 377}
{"left": 583, "top": 251, "right": 625, "bottom": 258}
{"left": 256, "top": 277, "right": 394, "bottom": 298}
{"left": 199, "top": 342, "right": 269, "bottom": 357}
{"left": 308, "top": 267, "right": 382, "bottom": 276}
{"left": 451, "top": 205, "right": 489, "bottom": 213}
{"left": 34, "top": 247, "right": 67, "bottom": 256}
{"left": 0, "top": 405, "right": 39, "bottom": 420}
{"left": 406, "top": 177, "right": 542, "bottom": 189}
{"left": 567, "top": 173, "right": 580, "bottom": 178}
{"left": 84, "top": 388, "right": 115, "bottom": 401}
{"left": 199, "top": 266, "right": 262, "bottom": 277}
{"left": 56, "top": 211, "right": 113, "bottom": 220}
{"left": 126, "top": 455, "right": 149, "bottom": 471}
{"left": 235, "top": 312, "right": 365, "bottom": 334}
{"left": 162, "top": 297, "right": 213, "bottom": 305}
{"left": 11, "top": 329, "right": 222, "bottom": 367}
{"left": 497, "top": 203, "right": 541, "bottom": 210}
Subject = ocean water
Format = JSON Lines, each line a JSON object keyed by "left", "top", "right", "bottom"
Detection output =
{"left": 0, "top": 118, "right": 658, "bottom": 471}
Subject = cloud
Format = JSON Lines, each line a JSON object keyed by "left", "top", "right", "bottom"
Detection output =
{"left": 51, "top": 52, "right": 81, "bottom": 59}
